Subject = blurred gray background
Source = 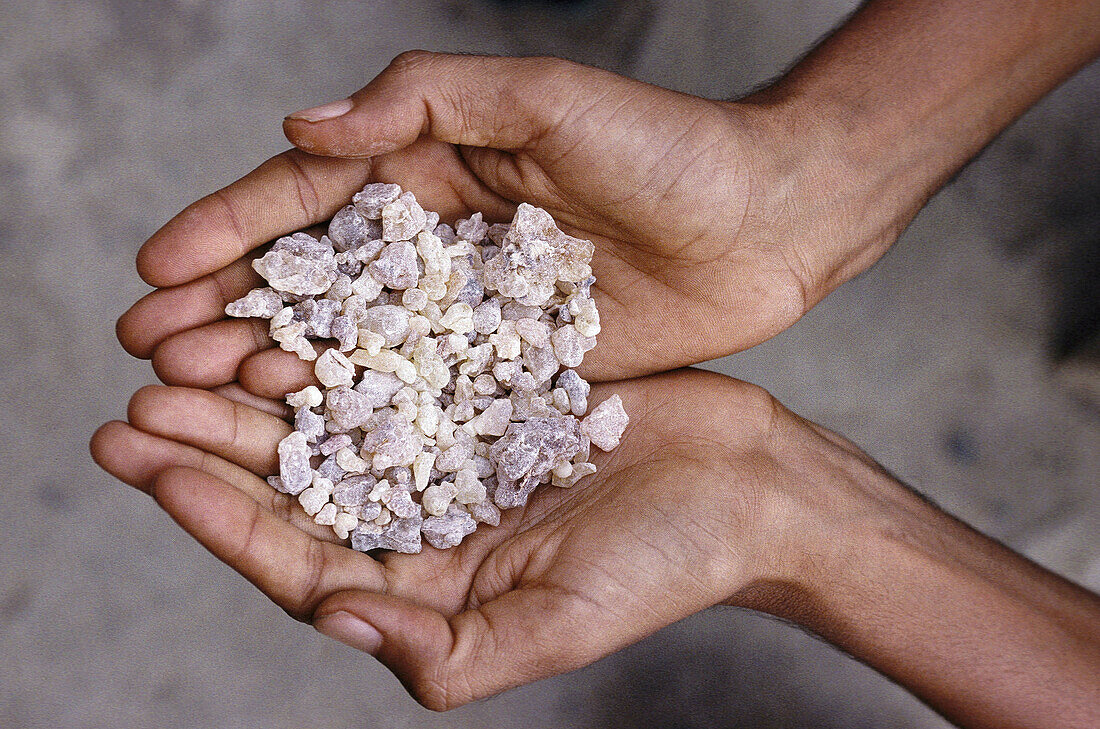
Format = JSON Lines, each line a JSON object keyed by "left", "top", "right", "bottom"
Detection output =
{"left": 1, "top": 1, "right": 1097, "bottom": 727}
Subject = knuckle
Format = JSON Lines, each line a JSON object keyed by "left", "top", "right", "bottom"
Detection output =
{"left": 269, "top": 491, "right": 295, "bottom": 524}
{"left": 409, "top": 672, "right": 459, "bottom": 712}
{"left": 389, "top": 49, "right": 437, "bottom": 75}
{"left": 292, "top": 540, "right": 331, "bottom": 620}
{"left": 279, "top": 153, "right": 323, "bottom": 224}
{"left": 732, "top": 381, "right": 783, "bottom": 433}
{"left": 209, "top": 188, "right": 250, "bottom": 256}
{"left": 127, "top": 384, "right": 166, "bottom": 423}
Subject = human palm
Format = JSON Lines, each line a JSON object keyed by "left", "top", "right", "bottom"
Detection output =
{"left": 91, "top": 369, "right": 784, "bottom": 708}
{"left": 117, "top": 54, "right": 814, "bottom": 395}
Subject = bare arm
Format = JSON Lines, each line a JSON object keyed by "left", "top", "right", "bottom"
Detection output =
{"left": 733, "top": 431, "right": 1100, "bottom": 729}
{"left": 746, "top": 0, "right": 1100, "bottom": 303}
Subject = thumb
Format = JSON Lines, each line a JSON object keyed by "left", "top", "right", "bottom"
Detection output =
{"left": 312, "top": 585, "right": 605, "bottom": 710}
{"left": 284, "top": 51, "right": 574, "bottom": 158}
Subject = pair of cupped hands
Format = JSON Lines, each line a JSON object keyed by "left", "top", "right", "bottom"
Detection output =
{"left": 92, "top": 53, "right": 912, "bottom": 709}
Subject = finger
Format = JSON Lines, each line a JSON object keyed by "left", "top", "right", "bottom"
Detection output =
{"left": 368, "top": 137, "right": 516, "bottom": 225}
{"left": 312, "top": 585, "right": 602, "bottom": 710}
{"left": 211, "top": 383, "right": 292, "bottom": 420}
{"left": 239, "top": 346, "right": 320, "bottom": 399}
{"left": 136, "top": 150, "right": 371, "bottom": 287}
{"left": 152, "top": 466, "right": 384, "bottom": 621}
{"left": 284, "top": 52, "right": 580, "bottom": 158}
{"left": 151, "top": 318, "right": 271, "bottom": 388}
{"left": 89, "top": 421, "right": 336, "bottom": 541}
{"left": 117, "top": 257, "right": 262, "bottom": 359}
{"left": 127, "top": 385, "right": 291, "bottom": 476}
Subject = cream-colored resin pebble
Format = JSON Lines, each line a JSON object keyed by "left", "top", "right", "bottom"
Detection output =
{"left": 314, "top": 502, "right": 338, "bottom": 526}
{"left": 298, "top": 487, "right": 327, "bottom": 517}
{"left": 315, "top": 349, "right": 355, "bottom": 388}
{"left": 333, "top": 512, "right": 359, "bottom": 540}
{"left": 287, "top": 385, "right": 323, "bottom": 409}
{"left": 422, "top": 481, "right": 457, "bottom": 516}
{"left": 335, "top": 447, "right": 369, "bottom": 474}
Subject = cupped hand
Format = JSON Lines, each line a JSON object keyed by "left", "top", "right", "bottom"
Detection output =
{"left": 90, "top": 368, "right": 841, "bottom": 710}
{"left": 117, "top": 52, "right": 893, "bottom": 394}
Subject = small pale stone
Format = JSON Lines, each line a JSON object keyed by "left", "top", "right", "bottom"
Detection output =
{"left": 522, "top": 344, "right": 560, "bottom": 384}
{"left": 355, "top": 370, "right": 404, "bottom": 408}
{"left": 550, "top": 324, "right": 587, "bottom": 368}
{"left": 472, "top": 298, "right": 502, "bottom": 334}
{"left": 385, "top": 487, "right": 420, "bottom": 519}
{"left": 356, "top": 328, "right": 387, "bottom": 355}
{"left": 331, "top": 315, "right": 358, "bottom": 351}
{"left": 490, "top": 324, "right": 521, "bottom": 360}
{"left": 454, "top": 469, "right": 485, "bottom": 504}
{"left": 298, "top": 487, "right": 328, "bottom": 516}
{"left": 455, "top": 212, "right": 489, "bottom": 243}
{"left": 439, "top": 302, "right": 474, "bottom": 334}
{"left": 335, "top": 447, "right": 369, "bottom": 473}
{"left": 271, "top": 306, "right": 294, "bottom": 328}
{"left": 473, "top": 398, "right": 512, "bottom": 437}
{"left": 421, "top": 481, "right": 457, "bottom": 516}
{"left": 349, "top": 347, "right": 402, "bottom": 373}
{"left": 359, "top": 305, "right": 411, "bottom": 347}
{"left": 413, "top": 451, "right": 436, "bottom": 492}
{"left": 556, "top": 369, "right": 590, "bottom": 416}
{"left": 286, "top": 385, "right": 323, "bottom": 409}
{"left": 253, "top": 239, "right": 337, "bottom": 296}
{"left": 315, "top": 348, "right": 355, "bottom": 388}
{"left": 332, "top": 512, "right": 359, "bottom": 540}
{"left": 554, "top": 461, "right": 597, "bottom": 487}
{"left": 369, "top": 240, "right": 419, "bottom": 289}
{"left": 472, "top": 374, "right": 498, "bottom": 396}
{"left": 515, "top": 318, "right": 551, "bottom": 348}
{"left": 402, "top": 287, "right": 428, "bottom": 311}
{"left": 328, "top": 205, "right": 380, "bottom": 251}
{"left": 381, "top": 191, "right": 428, "bottom": 242}
{"left": 295, "top": 407, "right": 325, "bottom": 443}
{"left": 367, "top": 479, "right": 392, "bottom": 503}
{"left": 468, "top": 500, "right": 501, "bottom": 526}
{"left": 333, "top": 474, "right": 375, "bottom": 506}
{"left": 581, "top": 394, "right": 629, "bottom": 451}
{"left": 352, "top": 182, "right": 401, "bottom": 219}
{"left": 225, "top": 287, "right": 283, "bottom": 318}
{"left": 314, "top": 502, "right": 338, "bottom": 526}
{"left": 351, "top": 271, "right": 384, "bottom": 299}
{"left": 277, "top": 431, "right": 313, "bottom": 495}
{"left": 421, "top": 504, "right": 477, "bottom": 549}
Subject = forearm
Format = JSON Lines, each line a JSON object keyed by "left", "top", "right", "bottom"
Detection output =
{"left": 748, "top": 0, "right": 1100, "bottom": 291}
{"left": 744, "top": 457, "right": 1100, "bottom": 729}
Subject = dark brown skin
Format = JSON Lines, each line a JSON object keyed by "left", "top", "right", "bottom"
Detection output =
{"left": 97, "top": 0, "right": 1100, "bottom": 725}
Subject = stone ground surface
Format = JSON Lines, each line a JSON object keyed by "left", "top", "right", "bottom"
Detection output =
{"left": 1, "top": 1, "right": 1097, "bottom": 727}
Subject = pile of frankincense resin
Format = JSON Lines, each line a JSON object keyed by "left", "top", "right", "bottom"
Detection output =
{"left": 225, "top": 183, "right": 628, "bottom": 553}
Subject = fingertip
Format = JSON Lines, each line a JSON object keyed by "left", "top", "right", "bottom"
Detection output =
{"left": 126, "top": 384, "right": 172, "bottom": 430}
{"left": 285, "top": 98, "right": 355, "bottom": 124}
{"left": 135, "top": 240, "right": 167, "bottom": 287}
{"left": 238, "top": 346, "right": 319, "bottom": 398}
{"left": 90, "top": 420, "right": 130, "bottom": 471}
{"left": 313, "top": 590, "right": 457, "bottom": 710}
{"left": 89, "top": 421, "right": 182, "bottom": 493}
{"left": 115, "top": 305, "right": 148, "bottom": 358}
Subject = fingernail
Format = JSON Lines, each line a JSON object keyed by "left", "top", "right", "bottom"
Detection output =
{"left": 314, "top": 610, "right": 383, "bottom": 654}
{"left": 286, "top": 98, "right": 354, "bottom": 122}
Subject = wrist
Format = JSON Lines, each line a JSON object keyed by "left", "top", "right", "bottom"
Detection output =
{"left": 723, "top": 92, "right": 922, "bottom": 309}
{"left": 719, "top": 416, "right": 916, "bottom": 622}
